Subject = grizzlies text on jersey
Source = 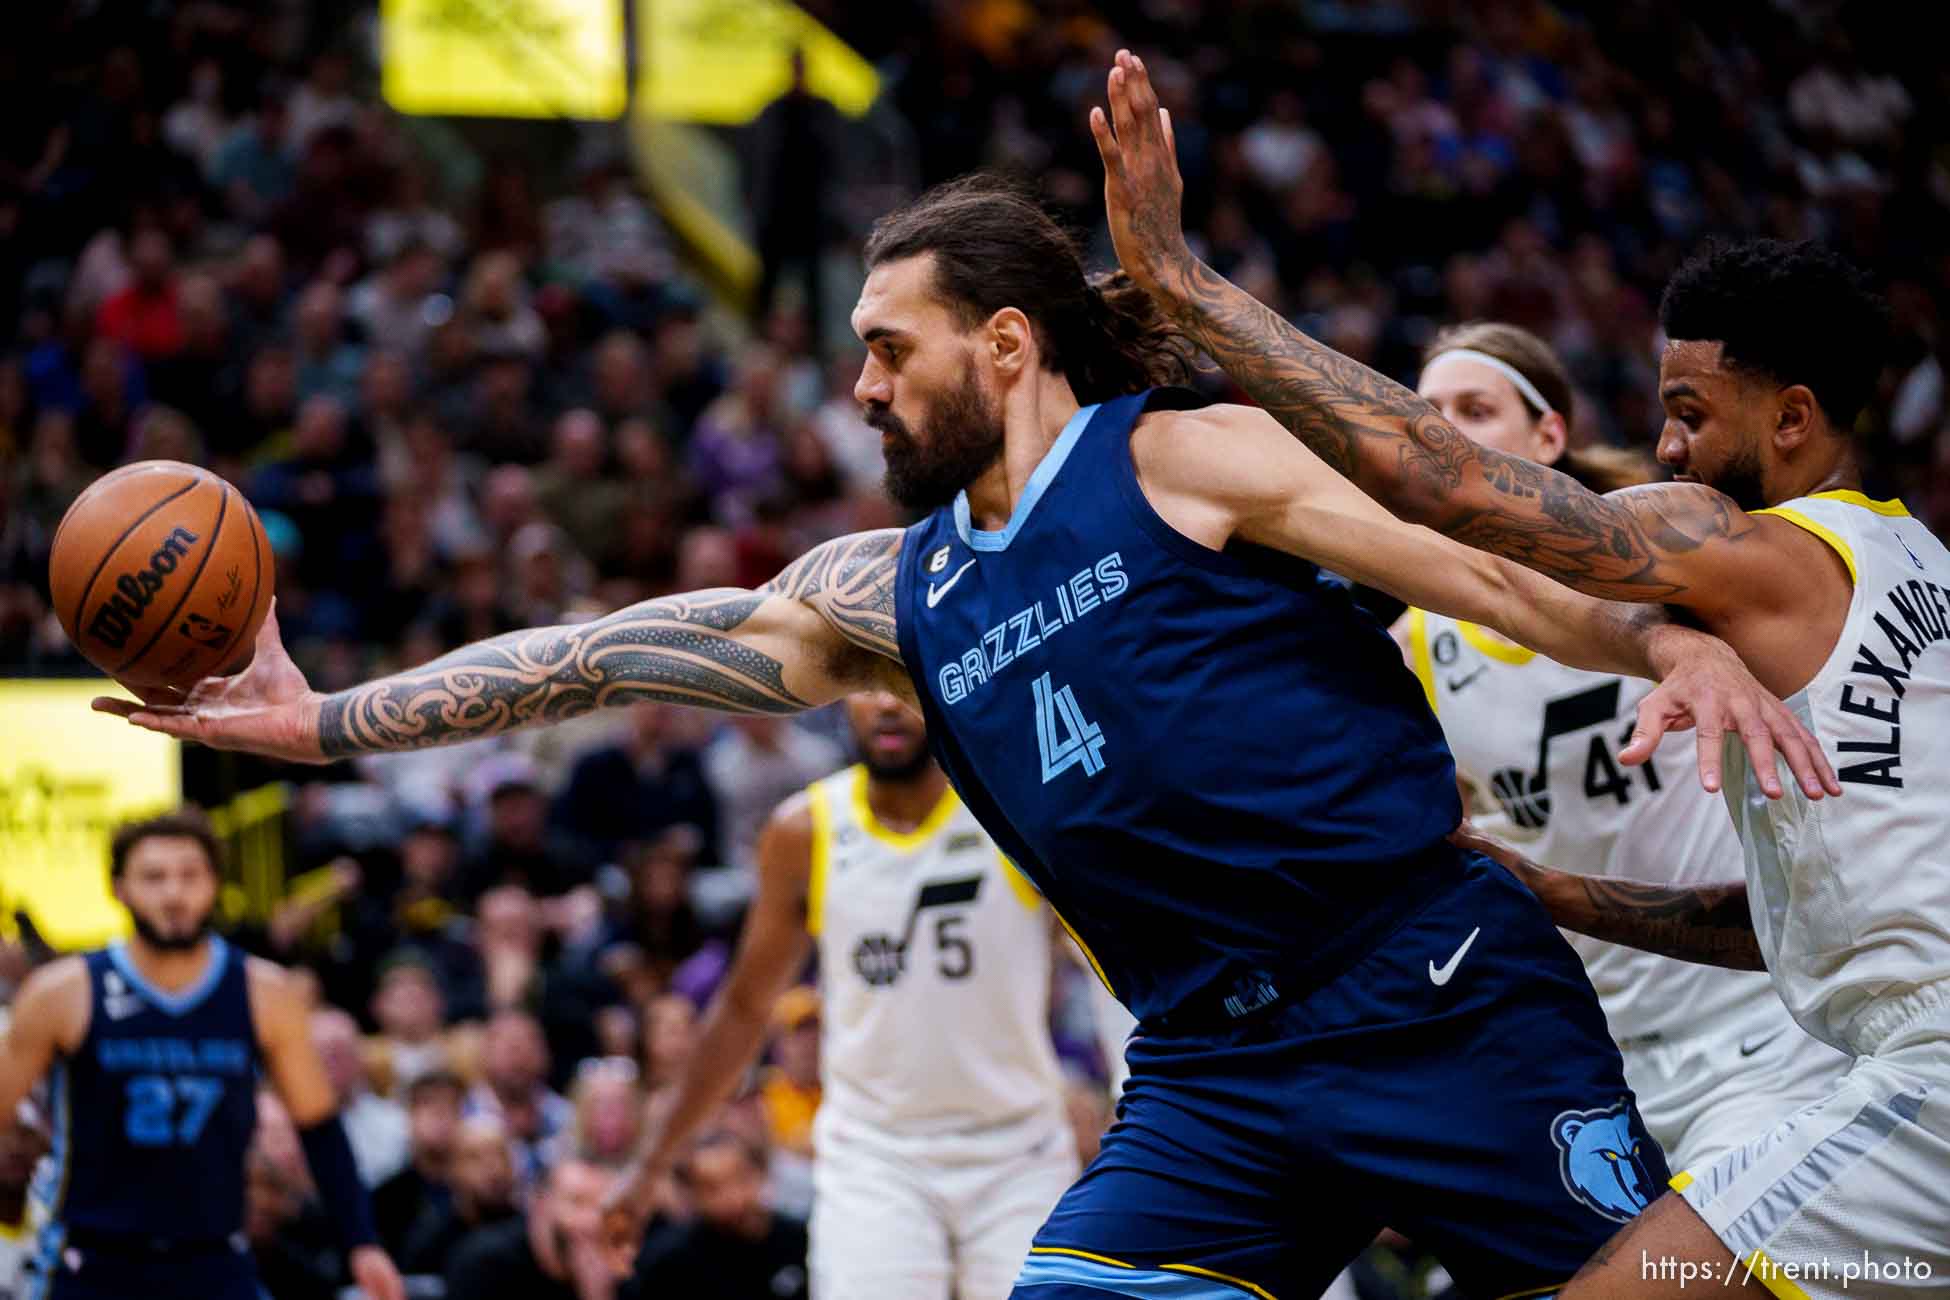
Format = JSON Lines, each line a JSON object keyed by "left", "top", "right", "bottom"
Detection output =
{"left": 897, "top": 389, "right": 1462, "bottom": 1022}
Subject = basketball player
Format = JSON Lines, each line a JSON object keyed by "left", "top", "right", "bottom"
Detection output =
{"left": 606, "top": 691, "right": 1075, "bottom": 1298}
{"left": 1402, "top": 323, "right": 1845, "bottom": 1173}
{"left": 96, "top": 174, "right": 1833, "bottom": 1298}
{"left": 0, "top": 812, "right": 405, "bottom": 1300}
{"left": 1098, "top": 48, "right": 1950, "bottom": 1296}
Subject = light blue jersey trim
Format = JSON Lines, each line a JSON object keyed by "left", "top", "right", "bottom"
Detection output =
{"left": 953, "top": 403, "right": 1099, "bottom": 551}
{"left": 1015, "top": 1253, "right": 1260, "bottom": 1297}
{"left": 108, "top": 935, "right": 230, "bottom": 1016}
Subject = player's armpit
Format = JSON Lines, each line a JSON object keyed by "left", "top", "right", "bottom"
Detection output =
{"left": 1452, "top": 824, "right": 1765, "bottom": 971}
{"left": 0, "top": 957, "right": 88, "bottom": 1122}
{"left": 247, "top": 958, "right": 339, "bottom": 1126}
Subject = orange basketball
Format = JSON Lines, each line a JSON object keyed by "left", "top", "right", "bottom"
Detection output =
{"left": 48, "top": 460, "right": 275, "bottom": 691}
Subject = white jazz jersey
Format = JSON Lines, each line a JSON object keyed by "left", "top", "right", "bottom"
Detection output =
{"left": 1726, "top": 491, "right": 1950, "bottom": 1055}
{"left": 1406, "top": 610, "right": 1784, "bottom": 1045}
{"left": 807, "top": 765, "right": 1065, "bottom": 1142}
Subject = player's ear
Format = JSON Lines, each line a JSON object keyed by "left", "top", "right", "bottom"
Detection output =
{"left": 986, "top": 307, "right": 1033, "bottom": 379}
{"left": 1534, "top": 410, "right": 1569, "bottom": 465}
{"left": 1774, "top": 383, "right": 1820, "bottom": 450}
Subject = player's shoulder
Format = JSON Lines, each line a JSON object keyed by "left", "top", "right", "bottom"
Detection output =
{"left": 765, "top": 785, "right": 820, "bottom": 840}
{"left": 242, "top": 955, "right": 308, "bottom": 1031}
{"left": 1130, "top": 400, "right": 1320, "bottom": 501}
{"left": 11, "top": 955, "right": 93, "bottom": 1045}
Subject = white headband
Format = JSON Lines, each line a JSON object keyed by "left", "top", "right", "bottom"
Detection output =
{"left": 1422, "top": 348, "right": 1557, "bottom": 419}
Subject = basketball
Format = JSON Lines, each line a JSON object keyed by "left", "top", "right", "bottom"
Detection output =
{"left": 48, "top": 460, "right": 275, "bottom": 692}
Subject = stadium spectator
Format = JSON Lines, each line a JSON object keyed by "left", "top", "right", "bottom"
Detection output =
{"left": 371, "top": 1068, "right": 465, "bottom": 1255}
{"left": 311, "top": 1005, "right": 410, "bottom": 1187}
{"left": 444, "top": 1153, "right": 618, "bottom": 1300}
{"left": 399, "top": 1113, "right": 520, "bottom": 1276}
{"left": 626, "top": 1131, "right": 810, "bottom": 1300}
{"left": 466, "top": 1007, "right": 572, "bottom": 1191}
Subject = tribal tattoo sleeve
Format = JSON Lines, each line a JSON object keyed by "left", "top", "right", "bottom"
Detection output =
{"left": 318, "top": 531, "right": 904, "bottom": 756}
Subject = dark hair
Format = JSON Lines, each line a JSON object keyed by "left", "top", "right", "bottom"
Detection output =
{"left": 1424, "top": 321, "right": 1655, "bottom": 493}
{"left": 1660, "top": 238, "right": 1889, "bottom": 431}
{"left": 863, "top": 173, "right": 1197, "bottom": 404}
{"left": 109, "top": 809, "right": 222, "bottom": 879}
{"left": 679, "top": 1128, "right": 768, "bottom": 1182}
{"left": 406, "top": 1069, "right": 466, "bottom": 1108}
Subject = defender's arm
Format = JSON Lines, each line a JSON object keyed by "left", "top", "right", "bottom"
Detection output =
{"left": 1093, "top": 53, "right": 1812, "bottom": 619}
{"left": 603, "top": 794, "right": 817, "bottom": 1243}
{"left": 1453, "top": 825, "right": 1764, "bottom": 971}
{"left": 98, "top": 531, "right": 909, "bottom": 762}
{"left": 1132, "top": 403, "right": 1835, "bottom": 797}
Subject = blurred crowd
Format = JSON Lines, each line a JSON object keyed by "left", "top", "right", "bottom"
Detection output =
{"left": 2, "top": 0, "right": 1947, "bottom": 1296}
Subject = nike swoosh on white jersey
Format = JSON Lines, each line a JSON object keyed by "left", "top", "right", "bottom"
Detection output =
{"left": 926, "top": 559, "right": 977, "bottom": 608}
{"left": 1428, "top": 926, "right": 1482, "bottom": 986}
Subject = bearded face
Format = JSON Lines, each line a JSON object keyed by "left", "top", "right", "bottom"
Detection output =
{"left": 867, "top": 355, "right": 1006, "bottom": 511}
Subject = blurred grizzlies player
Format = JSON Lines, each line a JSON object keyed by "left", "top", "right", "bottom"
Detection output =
{"left": 0, "top": 812, "right": 403, "bottom": 1300}
{"left": 96, "top": 182, "right": 1830, "bottom": 1299}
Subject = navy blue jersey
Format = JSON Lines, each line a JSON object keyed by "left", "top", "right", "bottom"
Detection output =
{"left": 47, "top": 937, "right": 259, "bottom": 1241}
{"left": 896, "top": 389, "right": 1462, "bottom": 1020}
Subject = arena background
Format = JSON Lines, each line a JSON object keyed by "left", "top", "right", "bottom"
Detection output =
{"left": 0, "top": 2, "right": 1943, "bottom": 1296}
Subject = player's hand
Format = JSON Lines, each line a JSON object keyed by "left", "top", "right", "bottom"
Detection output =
{"left": 1090, "top": 49, "right": 1192, "bottom": 305}
{"left": 348, "top": 1244, "right": 406, "bottom": 1300}
{"left": 1623, "top": 629, "right": 1840, "bottom": 801}
{"left": 90, "top": 602, "right": 330, "bottom": 763}
{"left": 599, "top": 1170, "right": 657, "bottom": 1276}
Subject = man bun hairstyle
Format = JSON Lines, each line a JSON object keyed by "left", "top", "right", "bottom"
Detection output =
{"left": 1659, "top": 238, "right": 1890, "bottom": 431}
{"left": 863, "top": 173, "right": 1197, "bottom": 404}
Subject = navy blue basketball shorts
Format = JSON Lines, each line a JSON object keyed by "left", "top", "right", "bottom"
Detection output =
{"left": 32, "top": 1230, "right": 262, "bottom": 1300}
{"left": 1012, "top": 849, "right": 1667, "bottom": 1300}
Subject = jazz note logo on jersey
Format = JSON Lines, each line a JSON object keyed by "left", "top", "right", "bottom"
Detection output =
{"left": 852, "top": 876, "right": 983, "bottom": 987}
{"left": 1489, "top": 681, "right": 1663, "bottom": 830}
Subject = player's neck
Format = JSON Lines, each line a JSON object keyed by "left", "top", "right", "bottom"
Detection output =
{"left": 1765, "top": 438, "right": 1861, "bottom": 506}
{"left": 123, "top": 933, "right": 218, "bottom": 993}
{"left": 865, "top": 765, "right": 950, "bottom": 831}
{"left": 962, "top": 372, "right": 1081, "bottom": 530}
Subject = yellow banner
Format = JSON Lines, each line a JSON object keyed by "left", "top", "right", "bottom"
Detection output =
{"left": 382, "top": 0, "right": 627, "bottom": 120}
{"left": 642, "top": 0, "right": 879, "bottom": 124}
{"left": 0, "top": 680, "right": 181, "bottom": 949}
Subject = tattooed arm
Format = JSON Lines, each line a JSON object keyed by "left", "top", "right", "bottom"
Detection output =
{"left": 1090, "top": 53, "right": 1813, "bottom": 617}
{"left": 1452, "top": 824, "right": 1764, "bottom": 970}
{"left": 93, "top": 531, "right": 910, "bottom": 762}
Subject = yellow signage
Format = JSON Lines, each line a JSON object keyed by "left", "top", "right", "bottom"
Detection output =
{"left": 0, "top": 680, "right": 181, "bottom": 949}
{"left": 382, "top": 0, "right": 627, "bottom": 120}
{"left": 641, "top": 0, "right": 880, "bottom": 124}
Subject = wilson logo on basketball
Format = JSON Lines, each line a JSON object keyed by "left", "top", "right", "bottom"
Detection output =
{"left": 87, "top": 527, "right": 200, "bottom": 651}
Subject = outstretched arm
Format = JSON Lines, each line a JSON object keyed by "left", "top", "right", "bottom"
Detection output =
{"left": 1133, "top": 403, "right": 1836, "bottom": 797}
{"left": 95, "top": 531, "right": 907, "bottom": 762}
{"left": 602, "top": 794, "right": 817, "bottom": 1253}
{"left": 1452, "top": 825, "right": 1764, "bottom": 971}
{"left": 1091, "top": 52, "right": 1810, "bottom": 617}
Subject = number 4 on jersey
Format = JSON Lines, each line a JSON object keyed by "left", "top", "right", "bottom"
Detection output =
{"left": 1034, "top": 672, "right": 1107, "bottom": 783}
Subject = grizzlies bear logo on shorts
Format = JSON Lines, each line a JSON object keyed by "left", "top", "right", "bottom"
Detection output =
{"left": 1552, "top": 1101, "right": 1654, "bottom": 1222}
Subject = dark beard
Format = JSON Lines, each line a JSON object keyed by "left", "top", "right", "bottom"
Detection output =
{"left": 1707, "top": 443, "right": 1768, "bottom": 512}
{"left": 860, "top": 743, "right": 934, "bottom": 782}
{"left": 129, "top": 906, "right": 215, "bottom": 952}
{"left": 869, "top": 363, "right": 1004, "bottom": 511}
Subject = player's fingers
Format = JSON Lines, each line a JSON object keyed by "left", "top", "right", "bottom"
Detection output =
{"left": 1107, "top": 65, "right": 1141, "bottom": 143}
{"left": 1161, "top": 106, "right": 1176, "bottom": 155}
{"left": 1089, "top": 106, "right": 1121, "bottom": 176}
{"left": 1619, "top": 701, "right": 1670, "bottom": 766}
{"left": 1731, "top": 702, "right": 1784, "bottom": 799}
{"left": 1127, "top": 53, "right": 1162, "bottom": 123}
{"left": 1692, "top": 720, "right": 1724, "bottom": 795}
